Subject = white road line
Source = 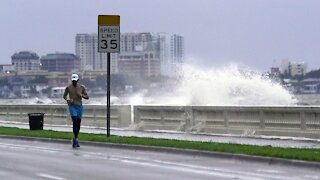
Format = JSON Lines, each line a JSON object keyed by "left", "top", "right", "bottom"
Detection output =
{"left": 36, "top": 173, "right": 65, "bottom": 180}
{"left": 7, "top": 146, "right": 25, "bottom": 150}
{"left": 303, "top": 175, "right": 320, "bottom": 179}
{"left": 256, "top": 169, "right": 284, "bottom": 174}
{"left": 0, "top": 142, "right": 63, "bottom": 152}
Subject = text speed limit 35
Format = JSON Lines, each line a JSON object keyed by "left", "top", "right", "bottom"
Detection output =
{"left": 98, "top": 26, "right": 120, "bottom": 53}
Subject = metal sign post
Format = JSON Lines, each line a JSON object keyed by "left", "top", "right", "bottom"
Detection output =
{"left": 107, "top": 53, "right": 111, "bottom": 137}
{"left": 98, "top": 15, "right": 120, "bottom": 137}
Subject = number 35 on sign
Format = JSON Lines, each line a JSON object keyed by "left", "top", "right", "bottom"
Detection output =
{"left": 98, "top": 26, "right": 120, "bottom": 53}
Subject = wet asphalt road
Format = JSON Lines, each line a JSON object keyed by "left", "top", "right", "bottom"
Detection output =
{"left": 0, "top": 137, "right": 319, "bottom": 180}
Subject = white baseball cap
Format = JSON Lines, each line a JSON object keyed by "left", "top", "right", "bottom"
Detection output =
{"left": 71, "top": 73, "right": 79, "bottom": 81}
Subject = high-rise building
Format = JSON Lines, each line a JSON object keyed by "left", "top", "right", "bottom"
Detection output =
{"left": 121, "top": 32, "right": 184, "bottom": 77}
{"left": 156, "top": 33, "right": 184, "bottom": 77}
{"left": 118, "top": 32, "right": 160, "bottom": 77}
{"left": 171, "top": 34, "right": 184, "bottom": 64}
{"left": 120, "top": 32, "right": 155, "bottom": 52}
{"left": 11, "top": 51, "right": 40, "bottom": 72}
{"left": 280, "top": 59, "right": 307, "bottom": 77}
{"left": 75, "top": 34, "right": 95, "bottom": 70}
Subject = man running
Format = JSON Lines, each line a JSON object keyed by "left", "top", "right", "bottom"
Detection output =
{"left": 63, "top": 73, "right": 89, "bottom": 148}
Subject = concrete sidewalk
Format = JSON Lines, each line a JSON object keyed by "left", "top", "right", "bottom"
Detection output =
{"left": 1, "top": 121, "right": 320, "bottom": 149}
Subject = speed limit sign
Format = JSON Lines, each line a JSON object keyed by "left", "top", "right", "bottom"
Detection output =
{"left": 98, "top": 15, "right": 120, "bottom": 53}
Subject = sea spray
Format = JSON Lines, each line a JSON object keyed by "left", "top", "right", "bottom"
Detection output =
{"left": 128, "top": 64, "right": 297, "bottom": 106}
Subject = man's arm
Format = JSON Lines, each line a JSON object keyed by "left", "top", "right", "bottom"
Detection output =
{"left": 63, "top": 87, "right": 69, "bottom": 101}
{"left": 82, "top": 86, "right": 89, "bottom": 100}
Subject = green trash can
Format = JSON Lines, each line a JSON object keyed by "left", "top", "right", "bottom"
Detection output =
{"left": 28, "top": 113, "right": 44, "bottom": 130}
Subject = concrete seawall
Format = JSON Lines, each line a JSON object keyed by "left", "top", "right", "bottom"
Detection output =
{"left": 1, "top": 104, "right": 320, "bottom": 139}
{"left": 134, "top": 106, "right": 320, "bottom": 139}
{"left": 0, "top": 104, "right": 131, "bottom": 128}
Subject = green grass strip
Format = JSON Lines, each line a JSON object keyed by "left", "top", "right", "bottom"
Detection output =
{"left": 1, "top": 126, "right": 320, "bottom": 162}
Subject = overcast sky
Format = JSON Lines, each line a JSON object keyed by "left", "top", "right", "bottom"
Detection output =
{"left": 0, "top": 0, "right": 319, "bottom": 71}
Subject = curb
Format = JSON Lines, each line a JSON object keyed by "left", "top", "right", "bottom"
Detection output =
{"left": 1, "top": 135, "right": 320, "bottom": 169}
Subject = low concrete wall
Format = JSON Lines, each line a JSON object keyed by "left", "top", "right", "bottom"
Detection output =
{"left": 134, "top": 106, "right": 320, "bottom": 139}
{"left": 0, "top": 104, "right": 131, "bottom": 128}
{"left": 2, "top": 104, "right": 320, "bottom": 139}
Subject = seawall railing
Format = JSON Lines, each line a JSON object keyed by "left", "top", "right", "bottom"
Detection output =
{"left": 1, "top": 104, "right": 320, "bottom": 139}
{"left": 134, "top": 106, "right": 320, "bottom": 139}
{"left": 0, "top": 104, "right": 131, "bottom": 128}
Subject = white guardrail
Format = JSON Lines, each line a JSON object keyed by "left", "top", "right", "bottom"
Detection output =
{"left": 0, "top": 104, "right": 131, "bottom": 128}
{"left": 134, "top": 106, "right": 320, "bottom": 139}
{"left": 1, "top": 105, "right": 320, "bottom": 139}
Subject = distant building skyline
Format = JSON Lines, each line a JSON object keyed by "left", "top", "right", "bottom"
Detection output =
{"left": 6, "top": 31, "right": 184, "bottom": 76}
{"left": 7, "top": 51, "right": 310, "bottom": 79}
{"left": 76, "top": 32, "right": 184, "bottom": 77}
